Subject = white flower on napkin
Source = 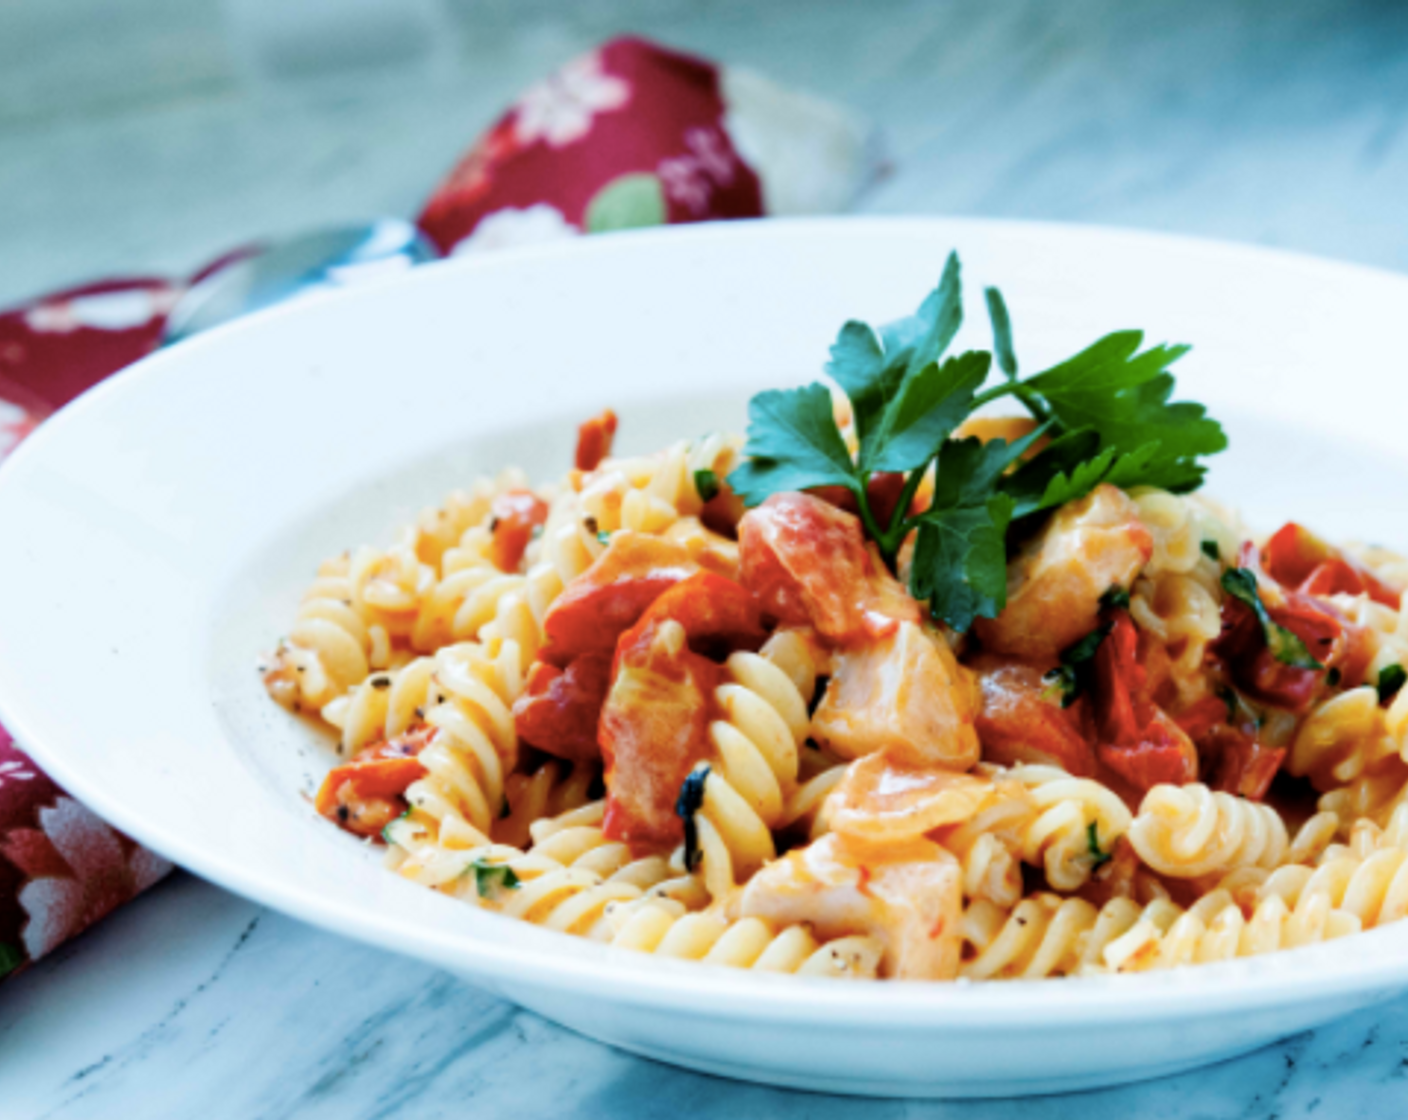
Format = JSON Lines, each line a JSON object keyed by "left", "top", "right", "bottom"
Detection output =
{"left": 450, "top": 204, "right": 579, "bottom": 255}
{"left": 23, "top": 288, "right": 181, "bottom": 334}
{"left": 514, "top": 50, "right": 630, "bottom": 148}
{"left": 12, "top": 797, "right": 172, "bottom": 960}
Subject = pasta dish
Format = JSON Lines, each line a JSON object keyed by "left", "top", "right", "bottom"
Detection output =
{"left": 261, "top": 254, "right": 1408, "bottom": 981}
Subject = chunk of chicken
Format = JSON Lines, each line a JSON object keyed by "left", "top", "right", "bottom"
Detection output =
{"left": 974, "top": 484, "right": 1153, "bottom": 662}
{"left": 513, "top": 652, "right": 613, "bottom": 764}
{"left": 737, "top": 832, "right": 963, "bottom": 980}
{"left": 599, "top": 618, "right": 718, "bottom": 849}
{"left": 825, "top": 749, "right": 1000, "bottom": 844}
{"left": 812, "top": 621, "right": 980, "bottom": 769}
{"left": 599, "top": 572, "right": 763, "bottom": 849}
{"left": 739, "top": 492, "right": 919, "bottom": 644}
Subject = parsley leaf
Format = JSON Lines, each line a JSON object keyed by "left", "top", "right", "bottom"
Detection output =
{"left": 913, "top": 494, "right": 1017, "bottom": 633}
{"left": 862, "top": 351, "right": 990, "bottom": 474}
{"left": 824, "top": 319, "right": 890, "bottom": 448}
{"left": 878, "top": 251, "right": 964, "bottom": 379}
{"left": 467, "top": 859, "right": 521, "bottom": 899}
{"left": 729, "top": 384, "right": 857, "bottom": 506}
{"left": 1221, "top": 568, "right": 1324, "bottom": 670}
{"left": 693, "top": 468, "right": 720, "bottom": 503}
{"left": 1378, "top": 663, "right": 1406, "bottom": 705}
{"left": 985, "top": 287, "right": 1018, "bottom": 380}
{"left": 1202, "top": 539, "right": 1221, "bottom": 561}
{"left": 909, "top": 434, "right": 1043, "bottom": 630}
{"left": 1024, "top": 333, "right": 1226, "bottom": 493}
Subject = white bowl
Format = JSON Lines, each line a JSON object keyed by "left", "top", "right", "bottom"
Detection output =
{"left": 2, "top": 218, "right": 1407, "bottom": 1098}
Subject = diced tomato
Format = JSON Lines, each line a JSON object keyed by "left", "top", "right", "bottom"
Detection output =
{"left": 512, "top": 653, "right": 613, "bottom": 764}
{"left": 539, "top": 534, "right": 699, "bottom": 666}
{"left": 1264, "top": 522, "right": 1336, "bottom": 587}
{"left": 574, "top": 408, "right": 618, "bottom": 472}
{"left": 1300, "top": 558, "right": 1368, "bottom": 599}
{"left": 738, "top": 492, "right": 918, "bottom": 644}
{"left": 1264, "top": 522, "right": 1401, "bottom": 609}
{"left": 315, "top": 726, "right": 433, "bottom": 838}
{"left": 969, "top": 654, "right": 1096, "bottom": 776}
{"left": 487, "top": 489, "right": 549, "bottom": 573}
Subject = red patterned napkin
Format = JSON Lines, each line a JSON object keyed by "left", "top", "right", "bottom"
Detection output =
{"left": 0, "top": 36, "right": 879, "bottom": 980}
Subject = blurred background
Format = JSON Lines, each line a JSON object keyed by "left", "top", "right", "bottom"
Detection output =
{"left": 4, "top": 0, "right": 1408, "bottom": 307}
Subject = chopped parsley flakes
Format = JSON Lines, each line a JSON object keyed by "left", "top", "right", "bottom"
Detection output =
{"left": 467, "top": 858, "right": 521, "bottom": 899}
{"left": 1378, "top": 663, "right": 1407, "bottom": 705}
{"left": 675, "top": 766, "right": 711, "bottom": 873}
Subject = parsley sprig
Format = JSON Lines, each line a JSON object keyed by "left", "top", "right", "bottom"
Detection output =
{"left": 727, "top": 252, "right": 1227, "bottom": 630}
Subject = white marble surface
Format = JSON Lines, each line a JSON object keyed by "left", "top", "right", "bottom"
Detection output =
{"left": 5, "top": 0, "right": 1408, "bottom": 1114}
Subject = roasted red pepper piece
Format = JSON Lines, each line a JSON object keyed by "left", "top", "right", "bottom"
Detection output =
{"left": 539, "top": 534, "right": 700, "bottom": 666}
{"left": 487, "top": 489, "right": 549, "bottom": 573}
{"left": 1099, "top": 715, "right": 1197, "bottom": 792}
{"left": 1174, "top": 695, "right": 1230, "bottom": 744}
{"left": 513, "top": 653, "right": 613, "bottom": 764}
{"left": 315, "top": 725, "right": 433, "bottom": 838}
{"left": 574, "top": 408, "right": 618, "bottom": 472}
{"left": 969, "top": 654, "right": 1097, "bottom": 776}
{"left": 1200, "top": 726, "right": 1286, "bottom": 801}
{"left": 1090, "top": 612, "right": 1197, "bottom": 790}
{"left": 1264, "top": 522, "right": 1401, "bottom": 609}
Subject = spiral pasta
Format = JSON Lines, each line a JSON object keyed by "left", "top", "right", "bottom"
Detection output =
{"left": 396, "top": 838, "right": 873, "bottom": 976}
{"left": 935, "top": 788, "right": 1033, "bottom": 909}
{"left": 1286, "top": 687, "right": 1399, "bottom": 791}
{"left": 494, "top": 760, "right": 599, "bottom": 850}
{"left": 961, "top": 882, "right": 1361, "bottom": 980}
{"left": 1005, "top": 765, "right": 1134, "bottom": 891}
{"left": 602, "top": 899, "right": 882, "bottom": 977}
{"left": 1128, "top": 783, "right": 1289, "bottom": 878}
{"left": 261, "top": 546, "right": 422, "bottom": 714}
{"left": 1130, "top": 571, "right": 1223, "bottom": 687}
{"left": 1318, "top": 760, "right": 1408, "bottom": 829}
{"left": 378, "top": 640, "right": 522, "bottom": 855}
{"left": 687, "top": 634, "right": 822, "bottom": 898}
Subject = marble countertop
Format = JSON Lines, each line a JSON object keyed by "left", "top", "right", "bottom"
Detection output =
{"left": 5, "top": 0, "right": 1408, "bottom": 1115}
